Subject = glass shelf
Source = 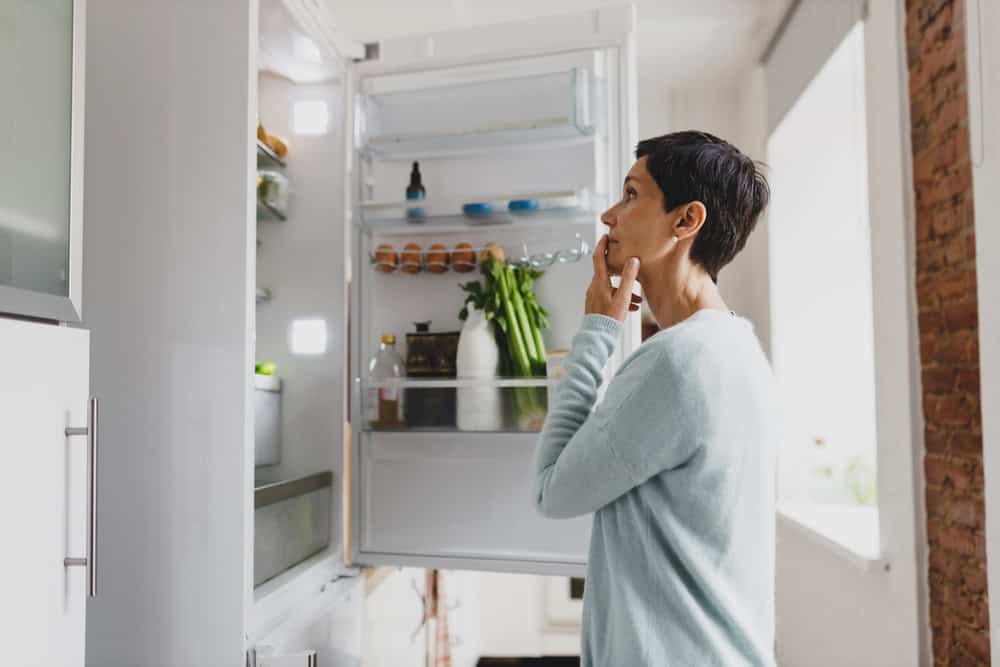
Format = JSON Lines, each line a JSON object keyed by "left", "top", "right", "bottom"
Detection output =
{"left": 363, "top": 121, "right": 594, "bottom": 161}
{"left": 364, "top": 377, "right": 555, "bottom": 389}
{"left": 256, "top": 140, "right": 286, "bottom": 168}
{"left": 359, "top": 376, "right": 554, "bottom": 433}
{"left": 360, "top": 207, "right": 595, "bottom": 237}
{"left": 358, "top": 189, "right": 600, "bottom": 235}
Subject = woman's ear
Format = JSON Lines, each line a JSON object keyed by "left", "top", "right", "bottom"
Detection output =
{"left": 674, "top": 201, "right": 707, "bottom": 240}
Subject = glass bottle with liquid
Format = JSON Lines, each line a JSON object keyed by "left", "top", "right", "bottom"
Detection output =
{"left": 368, "top": 334, "right": 404, "bottom": 428}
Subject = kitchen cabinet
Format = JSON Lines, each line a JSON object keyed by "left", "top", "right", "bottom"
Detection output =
{"left": 0, "top": 319, "right": 91, "bottom": 667}
{"left": 0, "top": 0, "right": 86, "bottom": 321}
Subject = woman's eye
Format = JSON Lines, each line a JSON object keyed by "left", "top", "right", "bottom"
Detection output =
{"left": 625, "top": 189, "right": 636, "bottom": 201}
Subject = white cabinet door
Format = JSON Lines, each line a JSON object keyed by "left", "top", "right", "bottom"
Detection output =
{"left": 0, "top": 0, "right": 86, "bottom": 322}
{"left": 348, "top": 6, "right": 638, "bottom": 576}
{"left": 0, "top": 318, "right": 89, "bottom": 667}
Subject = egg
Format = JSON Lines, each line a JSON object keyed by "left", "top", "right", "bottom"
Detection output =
{"left": 479, "top": 241, "right": 505, "bottom": 264}
{"left": 373, "top": 243, "right": 398, "bottom": 273}
{"left": 401, "top": 242, "right": 422, "bottom": 273}
{"left": 452, "top": 242, "right": 476, "bottom": 272}
{"left": 426, "top": 243, "right": 450, "bottom": 273}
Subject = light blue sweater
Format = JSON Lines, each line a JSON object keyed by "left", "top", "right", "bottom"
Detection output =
{"left": 534, "top": 310, "right": 778, "bottom": 667}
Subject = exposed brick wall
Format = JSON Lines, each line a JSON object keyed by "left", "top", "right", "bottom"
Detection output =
{"left": 906, "top": 0, "right": 990, "bottom": 664}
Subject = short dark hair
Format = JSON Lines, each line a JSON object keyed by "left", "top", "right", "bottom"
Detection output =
{"left": 635, "top": 131, "right": 769, "bottom": 283}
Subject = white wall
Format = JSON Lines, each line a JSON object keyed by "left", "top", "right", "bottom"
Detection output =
{"left": 83, "top": 1, "right": 255, "bottom": 664}
{"left": 662, "top": 79, "right": 772, "bottom": 351}
{"left": 767, "top": 23, "right": 877, "bottom": 505}
{"left": 661, "top": 4, "right": 926, "bottom": 665}
{"left": 770, "top": 1, "right": 927, "bottom": 665}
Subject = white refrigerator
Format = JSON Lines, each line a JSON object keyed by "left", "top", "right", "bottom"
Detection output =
{"left": 251, "top": 2, "right": 640, "bottom": 662}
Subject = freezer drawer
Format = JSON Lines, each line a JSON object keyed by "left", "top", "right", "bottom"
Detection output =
{"left": 254, "top": 472, "right": 332, "bottom": 587}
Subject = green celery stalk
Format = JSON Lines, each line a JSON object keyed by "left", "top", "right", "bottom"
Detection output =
{"left": 506, "top": 264, "right": 539, "bottom": 371}
{"left": 492, "top": 260, "right": 531, "bottom": 376}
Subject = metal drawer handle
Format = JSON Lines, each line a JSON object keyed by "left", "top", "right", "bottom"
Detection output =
{"left": 65, "top": 397, "right": 98, "bottom": 598}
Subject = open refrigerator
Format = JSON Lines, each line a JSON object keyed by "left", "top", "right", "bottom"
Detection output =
{"left": 250, "top": 2, "right": 638, "bottom": 662}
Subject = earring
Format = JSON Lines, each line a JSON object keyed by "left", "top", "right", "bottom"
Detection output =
{"left": 672, "top": 235, "right": 679, "bottom": 243}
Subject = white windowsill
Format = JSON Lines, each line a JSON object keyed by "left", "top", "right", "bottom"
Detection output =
{"left": 777, "top": 503, "right": 890, "bottom": 572}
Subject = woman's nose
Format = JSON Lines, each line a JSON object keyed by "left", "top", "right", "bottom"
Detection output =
{"left": 600, "top": 207, "right": 615, "bottom": 228}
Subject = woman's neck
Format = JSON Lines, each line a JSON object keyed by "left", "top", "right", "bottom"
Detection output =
{"left": 640, "top": 256, "right": 728, "bottom": 330}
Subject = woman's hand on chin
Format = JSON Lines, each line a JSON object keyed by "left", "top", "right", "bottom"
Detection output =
{"left": 586, "top": 235, "right": 642, "bottom": 322}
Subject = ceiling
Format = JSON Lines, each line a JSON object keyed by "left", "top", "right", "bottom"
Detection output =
{"left": 329, "top": 0, "right": 789, "bottom": 89}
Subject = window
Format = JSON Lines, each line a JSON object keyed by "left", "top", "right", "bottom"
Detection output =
{"left": 767, "top": 23, "right": 880, "bottom": 558}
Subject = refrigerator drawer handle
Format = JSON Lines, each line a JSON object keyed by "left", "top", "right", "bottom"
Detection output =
{"left": 65, "top": 397, "right": 98, "bottom": 598}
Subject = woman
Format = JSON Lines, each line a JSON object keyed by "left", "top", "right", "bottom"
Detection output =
{"left": 534, "top": 131, "right": 777, "bottom": 666}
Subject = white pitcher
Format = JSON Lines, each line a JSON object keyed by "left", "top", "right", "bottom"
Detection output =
{"left": 456, "top": 307, "right": 502, "bottom": 431}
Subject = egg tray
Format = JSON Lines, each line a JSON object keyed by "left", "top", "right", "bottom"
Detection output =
{"left": 367, "top": 234, "right": 590, "bottom": 274}
{"left": 368, "top": 256, "right": 480, "bottom": 275}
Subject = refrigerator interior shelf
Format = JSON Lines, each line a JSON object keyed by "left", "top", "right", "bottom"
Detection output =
{"left": 256, "top": 140, "right": 287, "bottom": 168}
{"left": 367, "top": 234, "right": 590, "bottom": 274}
{"left": 360, "top": 376, "right": 555, "bottom": 389}
{"left": 363, "top": 118, "right": 593, "bottom": 161}
{"left": 359, "top": 206, "right": 597, "bottom": 236}
{"left": 257, "top": 199, "right": 287, "bottom": 222}
{"left": 361, "top": 423, "right": 547, "bottom": 434}
{"left": 359, "top": 376, "right": 553, "bottom": 433}
{"left": 360, "top": 189, "right": 581, "bottom": 214}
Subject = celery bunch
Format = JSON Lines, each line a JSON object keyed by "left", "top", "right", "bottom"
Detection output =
{"left": 459, "top": 255, "right": 550, "bottom": 428}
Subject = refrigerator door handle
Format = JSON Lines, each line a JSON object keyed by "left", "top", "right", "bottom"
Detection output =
{"left": 64, "top": 397, "right": 98, "bottom": 598}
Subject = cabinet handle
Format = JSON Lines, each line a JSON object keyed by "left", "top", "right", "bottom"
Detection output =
{"left": 65, "top": 397, "right": 98, "bottom": 598}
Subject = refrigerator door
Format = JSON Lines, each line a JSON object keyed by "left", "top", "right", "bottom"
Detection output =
{"left": 347, "top": 5, "right": 638, "bottom": 576}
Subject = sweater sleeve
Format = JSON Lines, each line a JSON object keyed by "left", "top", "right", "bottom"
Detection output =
{"left": 533, "top": 315, "right": 706, "bottom": 519}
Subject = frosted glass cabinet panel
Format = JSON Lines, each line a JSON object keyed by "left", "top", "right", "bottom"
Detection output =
{"left": 0, "top": 0, "right": 84, "bottom": 321}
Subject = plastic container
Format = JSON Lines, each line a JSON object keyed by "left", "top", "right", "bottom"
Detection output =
{"left": 456, "top": 307, "right": 502, "bottom": 431}
{"left": 508, "top": 199, "right": 540, "bottom": 212}
{"left": 462, "top": 202, "right": 493, "bottom": 217}
{"left": 257, "top": 169, "right": 289, "bottom": 211}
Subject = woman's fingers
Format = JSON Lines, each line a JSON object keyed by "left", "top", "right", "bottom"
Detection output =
{"left": 592, "top": 235, "right": 610, "bottom": 282}
{"left": 614, "top": 291, "right": 643, "bottom": 303}
{"left": 612, "top": 257, "right": 640, "bottom": 313}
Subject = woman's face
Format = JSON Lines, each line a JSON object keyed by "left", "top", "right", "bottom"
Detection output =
{"left": 600, "top": 156, "right": 678, "bottom": 276}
